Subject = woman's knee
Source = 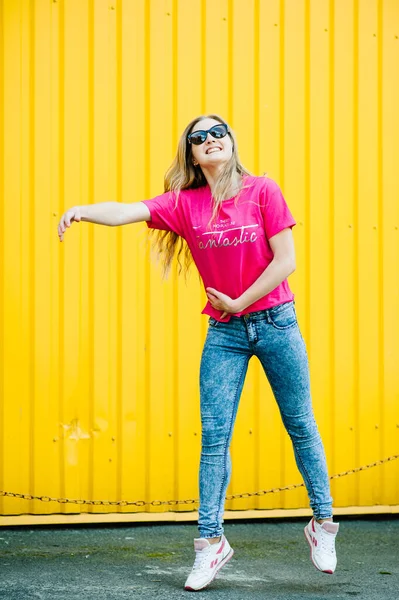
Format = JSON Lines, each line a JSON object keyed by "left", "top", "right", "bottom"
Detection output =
{"left": 201, "top": 423, "right": 230, "bottom": 452}
{"left": 283, "top": 410, "right": 320, "bottom": 445}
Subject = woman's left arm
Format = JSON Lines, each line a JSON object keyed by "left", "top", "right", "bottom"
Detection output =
{"left": 206, "top": 228, "right": 296, "bottom": 319}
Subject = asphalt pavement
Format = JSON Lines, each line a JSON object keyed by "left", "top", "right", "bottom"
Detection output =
{"left": 0, "top": 516, "right": 398, "bottom": 600}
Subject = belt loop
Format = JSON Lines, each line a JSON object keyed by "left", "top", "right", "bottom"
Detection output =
{"left": 265, "top": 308, "right": 271, "bottom": 324}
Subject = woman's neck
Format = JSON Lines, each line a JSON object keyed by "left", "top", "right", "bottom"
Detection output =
{"left": 203, "top": 167, "right": 242, "bottom": 198}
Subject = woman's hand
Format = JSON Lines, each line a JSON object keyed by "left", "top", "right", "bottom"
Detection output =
{"left": 58, "top": 207, "right": 82, "bottom": 242}
{"left": 206, "top": 287, "right": 242, "bottom": 319}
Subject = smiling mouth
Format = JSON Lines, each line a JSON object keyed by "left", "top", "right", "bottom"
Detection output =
{"left": 206, "top": 147, "right": 222, "bottom": 154}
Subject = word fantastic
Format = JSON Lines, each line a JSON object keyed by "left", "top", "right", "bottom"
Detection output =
{"left": 198, "top": 224, "right": 259, "bottom": 250}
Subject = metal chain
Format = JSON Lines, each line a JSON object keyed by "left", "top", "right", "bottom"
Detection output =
{"left": 1, "top": 454, "right": 398, "bottom": 508}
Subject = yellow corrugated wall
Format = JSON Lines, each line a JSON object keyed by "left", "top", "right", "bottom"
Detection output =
{"left": 0, "top": 0, "right": 398, "bottom": 521}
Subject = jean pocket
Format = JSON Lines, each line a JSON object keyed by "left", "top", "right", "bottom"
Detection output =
{"left": 268, "top": 302, "right": 297, "bottom": 330}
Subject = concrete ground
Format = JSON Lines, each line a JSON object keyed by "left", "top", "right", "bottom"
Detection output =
{"left": 0, "top": 516, "right": 398, "bottom": 600}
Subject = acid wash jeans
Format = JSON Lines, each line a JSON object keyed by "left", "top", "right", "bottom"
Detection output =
{"left": 198, "top": 301, "right": 333, "bottom": 539}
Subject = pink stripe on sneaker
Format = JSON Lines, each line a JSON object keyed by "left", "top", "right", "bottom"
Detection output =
{"left": 216, "top": 538, "right": 226, "bottom": 555}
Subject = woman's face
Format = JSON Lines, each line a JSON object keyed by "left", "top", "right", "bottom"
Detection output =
{"left": 189, "top": 118, "right": 233, "bottom": 169}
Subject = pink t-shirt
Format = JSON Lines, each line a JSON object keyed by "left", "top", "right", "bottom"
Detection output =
{"left": 142, "top": 175, "right": 296, "bottom": 322}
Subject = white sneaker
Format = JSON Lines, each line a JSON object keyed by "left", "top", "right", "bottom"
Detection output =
{"left": 184, "top": 535, "right": 234, "bottom": 591}
{"left": 304, "top": 518, "right": 339, "bottom": 574}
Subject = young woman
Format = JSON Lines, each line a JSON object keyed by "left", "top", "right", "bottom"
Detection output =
{"left": 58, "top": 114, "right": 339, "bottom": 591}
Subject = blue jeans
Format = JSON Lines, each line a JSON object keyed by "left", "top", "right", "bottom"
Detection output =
{"left": 198, "top": 301, "right": 333, "bottom": 538}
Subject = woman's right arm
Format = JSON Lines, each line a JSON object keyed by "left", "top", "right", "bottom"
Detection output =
{"left": 57, "top": 201, "right": 151, "bottom": 242}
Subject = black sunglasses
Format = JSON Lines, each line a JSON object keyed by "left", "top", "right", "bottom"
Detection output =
{"left": 187, "top": 123, "right": 229, "bottom": 145}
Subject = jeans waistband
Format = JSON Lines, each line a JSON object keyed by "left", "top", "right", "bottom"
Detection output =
{"left": 229, "top": 300, "right": 294, "bottom": 323}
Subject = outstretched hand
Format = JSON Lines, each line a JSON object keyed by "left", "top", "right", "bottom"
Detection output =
{"left": 58, "top": 207, "right": 82, "bottom": 242}
{"left": 206, "top": 287, "right": 241, "bottom": 320}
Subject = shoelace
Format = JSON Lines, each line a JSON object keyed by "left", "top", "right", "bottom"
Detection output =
{"left": 319, "top": 530, "right": 336, "bottom": 555}
{"left": 192, "top": 547, "right": 212, "bottom": 571}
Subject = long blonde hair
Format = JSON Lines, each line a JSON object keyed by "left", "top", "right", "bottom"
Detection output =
{"left": 150, "top": 114, "right": 253, "bottom": 277}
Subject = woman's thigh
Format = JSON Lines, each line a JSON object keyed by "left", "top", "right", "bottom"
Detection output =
{"left": 200, "top": 319, "right": 251, "bottom": 438}
{"left": 254, "top": 303, "right": 312, "bottom": 418}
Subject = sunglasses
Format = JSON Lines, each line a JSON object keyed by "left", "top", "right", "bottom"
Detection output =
{"left": 187, "top": 123, "right": 229, "bottom": 145}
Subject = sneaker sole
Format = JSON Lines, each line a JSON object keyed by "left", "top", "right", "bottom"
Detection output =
{"left": 304, "top": 526, "right": 334, "bottom": 575}
{"left": 184, "top": 548, "right": 234, "bottom": 592}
